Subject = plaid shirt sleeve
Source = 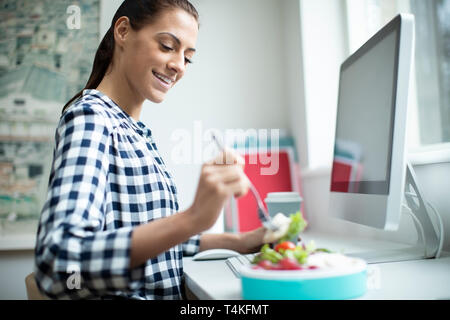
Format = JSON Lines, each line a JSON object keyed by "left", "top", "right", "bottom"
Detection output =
{"left": 34, "top": 104, "right": 145, "bottom": 299}
{"left": 182, "top": 234, "right": 201, "bottom": 256}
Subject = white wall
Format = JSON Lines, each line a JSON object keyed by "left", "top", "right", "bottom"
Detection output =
{"left": 0, "top": 250, "right": 34, "bottom": 299}
{"left": 298, "top": 0, "right": 348, "bottom": 170}
{"left": 282, "top": 0, "right": 309, "bottom": 169}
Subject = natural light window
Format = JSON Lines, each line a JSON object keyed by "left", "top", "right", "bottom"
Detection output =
{"left": 345, "top": 0, "right": 450, "bottom": 151}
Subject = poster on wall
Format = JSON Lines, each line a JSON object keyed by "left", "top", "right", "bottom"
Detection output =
{"left": 0, "top": 0, "right": 100, "bottom": 249}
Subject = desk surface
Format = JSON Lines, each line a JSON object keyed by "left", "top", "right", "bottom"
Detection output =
{"left": 183, "top": 231, "right": 450, "bottom": 300}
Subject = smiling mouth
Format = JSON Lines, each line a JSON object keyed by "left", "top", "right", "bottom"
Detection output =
{"left": 153, "top": 71, "right": 175, "bottom": 87}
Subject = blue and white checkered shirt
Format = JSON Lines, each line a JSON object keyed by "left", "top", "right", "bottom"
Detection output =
{"left": 34, "top": 89, "right": 200, "bottom": 300}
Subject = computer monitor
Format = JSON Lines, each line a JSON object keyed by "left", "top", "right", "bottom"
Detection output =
{"left": 329, "top": 14, "right": 414, "bottom": 231}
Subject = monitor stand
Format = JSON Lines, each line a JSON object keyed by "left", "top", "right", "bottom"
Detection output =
{"left": 347, "top": 247, "right": 428, "bottom": 264}
{"left": 348, "top": 163, "right": 440, "bottom": 264}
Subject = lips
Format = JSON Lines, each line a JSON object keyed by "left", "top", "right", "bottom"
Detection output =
{"left": 153, "top": 71, "right": 175, "bottom": 90}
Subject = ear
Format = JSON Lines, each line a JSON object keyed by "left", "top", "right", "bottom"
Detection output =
{"left": 113, "top": 16, "right": 131, "bottom": 48}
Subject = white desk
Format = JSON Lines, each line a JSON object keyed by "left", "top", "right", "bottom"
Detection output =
{"left": 183, "top": 231, "right": 450, "bottom": 300}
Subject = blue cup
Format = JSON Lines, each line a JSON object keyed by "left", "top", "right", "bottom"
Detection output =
{"left": 264, "top": 192, "right": 302, "bottom": 218}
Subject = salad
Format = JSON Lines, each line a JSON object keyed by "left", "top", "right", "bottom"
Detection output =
{"left": 262, "top": 211, "right": 307, "bottom": 243}
{"left": 253, "top": 212, "right": 331, "bottom": 271}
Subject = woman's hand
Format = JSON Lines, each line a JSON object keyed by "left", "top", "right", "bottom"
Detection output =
{"left": 236, "top": 227, "right": 267, "bottom": 254}
{"left": 187, "top": 148, "right": 250, "bottom": 233}
{"left": 198, "top": 226, "right": 267, "bottom": 254}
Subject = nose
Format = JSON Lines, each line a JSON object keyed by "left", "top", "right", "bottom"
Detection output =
{"left": 167, "top": 53, "right": 185, "bottom": 77}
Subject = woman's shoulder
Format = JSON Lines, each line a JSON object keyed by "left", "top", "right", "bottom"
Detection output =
{"left": 60, "top": 94, "right": 119, "bottom": 132}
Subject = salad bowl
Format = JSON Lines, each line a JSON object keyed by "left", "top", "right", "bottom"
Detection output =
{"left": 240, "top": 253, "right": 367, "bottom": 300}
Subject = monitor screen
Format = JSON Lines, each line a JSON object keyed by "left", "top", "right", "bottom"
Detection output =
{"left": 329, "top": 13, "right": 414, "bottom": 230}
{"left": 331, "top": 26, "right": 400, "bottom": 195}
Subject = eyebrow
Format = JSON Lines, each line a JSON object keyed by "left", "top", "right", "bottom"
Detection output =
{"left": 157, "top": 32, "right": 196, "bottom": 53}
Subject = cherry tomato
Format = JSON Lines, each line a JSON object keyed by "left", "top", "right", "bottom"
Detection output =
{"left": 270, "top": 263, "right": 283, "bottom": 271}
{"left": 257, "top": 260, "right": 275, "bottom": 270}
{"left": 278, "top": 257, "right": 303, "bottom": 270}
{"left": 274, "top": 241, "right": 296, "bottom": 252}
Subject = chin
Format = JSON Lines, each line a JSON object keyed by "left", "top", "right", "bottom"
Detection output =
{"left": 147, "top": 93, "right": 166, "bottom": 104}
{"left": 149, "top": 97, "right": 164, "bottom": 103}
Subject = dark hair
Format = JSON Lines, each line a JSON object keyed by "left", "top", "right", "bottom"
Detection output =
{"left": 62, "top": 0, "right": 199, "bottom": 113}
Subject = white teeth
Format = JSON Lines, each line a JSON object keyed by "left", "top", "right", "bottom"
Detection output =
{"left": 154, "top": 72, "right": 173, "bottom": 84}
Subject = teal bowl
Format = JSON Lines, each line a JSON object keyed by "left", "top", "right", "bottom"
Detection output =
{"left": 239, "top": 258, "right": 367, "bottom": 300}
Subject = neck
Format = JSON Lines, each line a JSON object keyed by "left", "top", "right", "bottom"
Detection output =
{"left": 96, "top": 68, "right": 144, "bottom": 121}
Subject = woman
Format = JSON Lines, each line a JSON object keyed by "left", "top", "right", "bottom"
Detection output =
{"left": 34, "top": 0, "right": 266, "bottom": 300}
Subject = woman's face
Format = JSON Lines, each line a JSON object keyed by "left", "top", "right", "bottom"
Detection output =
{"left": 117, "top": 8, "right": 198, "bottom": 103}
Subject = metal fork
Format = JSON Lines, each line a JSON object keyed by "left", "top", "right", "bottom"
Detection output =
{"left": 211, "top": 134, "right": 278, "bottom": 231}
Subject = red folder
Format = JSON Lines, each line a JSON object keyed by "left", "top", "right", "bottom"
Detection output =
{"left": 235, "top": 150, "right": 300, "bottom": 232}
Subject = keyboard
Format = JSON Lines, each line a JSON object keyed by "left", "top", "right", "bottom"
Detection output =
{"left": 225, "top": 254, "right": 257, "bottom": 278}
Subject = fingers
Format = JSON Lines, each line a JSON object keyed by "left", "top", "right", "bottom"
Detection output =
{"left": 206, "top": 147, "right": 245, "bottom": 167}
{"left": 202, "top": 165, "right": 242, "bottom": 182}
{"left": 239, "top": 227, "right": 267, "bottom": 253}
{"left": 201, "top": 148, "right": 248, "bottom": 199}
{"left": 201, "top": 164, "right": 249, "bottom": 198}
{"left": 225, "top": 176, "right": 250, "bottom": 198}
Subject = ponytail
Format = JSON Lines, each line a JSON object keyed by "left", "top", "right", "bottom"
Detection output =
{"left": 61, "top": 27, "right": 115, "bottom": 114}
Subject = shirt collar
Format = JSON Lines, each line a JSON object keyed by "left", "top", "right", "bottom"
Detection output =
{"left": 82, "top": 89, "right": 153, "bottom": 139}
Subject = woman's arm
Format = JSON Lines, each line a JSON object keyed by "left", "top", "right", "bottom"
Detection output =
{"left": 198, "top": 227, "right": 266, "bottom": 254}
{"left": 35, "top": 106, "right": 146, "bottom": 299}
{"left": 130, "top": 149, "right": 255, "bottom": 267}
{"left": 129, "top": 208, "right": 197, "bottom": 268}
{"left": 130, "top": 219, "right": 266, "bottom": 268}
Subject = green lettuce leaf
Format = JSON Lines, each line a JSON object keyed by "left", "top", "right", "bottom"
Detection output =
{"left": 278, "top": 211, "right": 307, "bottom": 243}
